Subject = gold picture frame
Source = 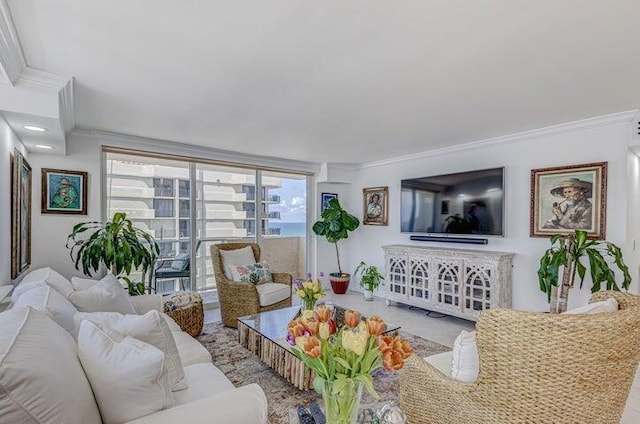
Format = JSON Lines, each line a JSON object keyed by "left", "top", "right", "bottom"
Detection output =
{"left": 11, "top": 148, "right": 32, "bottom": 279}
{"left": 363, "top": 186, "right": 388, "bottom": 226}
{"left": 530, "top": 162, "right": 607, "bottom": 239}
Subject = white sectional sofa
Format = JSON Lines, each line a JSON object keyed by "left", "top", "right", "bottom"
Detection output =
{"left": 1, "top": 267, "right": 268, "bottom": 424}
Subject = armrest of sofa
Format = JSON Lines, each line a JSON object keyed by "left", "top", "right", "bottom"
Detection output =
{"left": 125, "top": 384, "right": 268, "bottom": 424}
{"left": 130, "top": 294, "right": 162, "bottom": 314}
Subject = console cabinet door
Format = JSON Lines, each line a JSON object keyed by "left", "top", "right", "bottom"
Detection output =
{"left": 462, "top": 260, "right": 496, "bottom": 319}
{"left": 408, "top": 255, "right": 430, "bottom": 304}
{"left": 432, "top": 258, "right": 463, "bottom": 314}
{"left": 386, "top": 252, "right": 408, "bottom": 301}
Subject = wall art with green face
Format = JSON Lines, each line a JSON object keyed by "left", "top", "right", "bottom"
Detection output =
{"left": 42, "top": 168, "right": 88, "bottom": 214}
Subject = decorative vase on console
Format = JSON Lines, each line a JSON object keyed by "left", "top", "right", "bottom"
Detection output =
{"left": 294, "top": 273, "right": 326, "bottom": 312}
{"left": 286, "top": 308, "right": 413, "bottom": 424}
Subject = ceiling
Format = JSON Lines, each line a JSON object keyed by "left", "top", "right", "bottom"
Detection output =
{"left": 5, "top": 1, "right": 640, "bottom": 163}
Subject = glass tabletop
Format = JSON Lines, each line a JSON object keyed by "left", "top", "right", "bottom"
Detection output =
{"left": 237, "top": 305, "right": 401, "bottom": 346}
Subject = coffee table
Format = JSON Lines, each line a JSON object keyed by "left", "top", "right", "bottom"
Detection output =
{"left": 237, "top": 305, "right": 400, "bottom": 390}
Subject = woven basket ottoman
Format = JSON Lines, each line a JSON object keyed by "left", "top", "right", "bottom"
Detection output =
{"left": 163, "top": 291, "right": 204, "bottom": 337}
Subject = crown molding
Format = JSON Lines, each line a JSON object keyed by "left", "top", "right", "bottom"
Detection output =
{"left": 0, "top": 0, "right": 25, "bottom": 85}
{"left": 360, "top": 110, "right": 640, "bottom": 169}
{"left": 71, "top": 128, "right": 322, "bottom": 174}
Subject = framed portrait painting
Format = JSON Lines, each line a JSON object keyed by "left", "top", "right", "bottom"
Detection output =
{"left": 321, "top": 192, "right": 338, "bottom": 213}
{"left": 41, "top": 168, "right": 88, "bottom": 215}
{"left": 363, "top": 186, "right": 388, "bottom": 226}
{"left": 11, "top": 149, "right": 32, "bottom": 279}
{"left": 530, "top": 162, "right": 607, "bottom": 239}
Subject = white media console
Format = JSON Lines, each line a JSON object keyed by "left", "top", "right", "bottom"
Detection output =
{"left": 383, "top": 245, "right": 514, "bottom": 321}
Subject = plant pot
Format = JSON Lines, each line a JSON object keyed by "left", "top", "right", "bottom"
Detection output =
{"left": 329, "top": 273, "right": 350, "bottom": 294}
{"left": 364, "top": 290, "right": 374, "bottom": 301}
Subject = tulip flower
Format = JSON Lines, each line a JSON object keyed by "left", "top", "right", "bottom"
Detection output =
{"left": 314, "top": 305, "right": 331, "bottom": 323}
{"left": 382, "top": 350, "right": 405, "bottom": 371}
{"left": 342, "top": 322, "right": 369, "bottom": 356}
{"left": 288, "top": 319, "right": 307, "bottom": 338}
{"left": 301, "top": 336, "right": 322, "bottom": 359}
{"left": 392, "top": 336, "right": 413, "bottom": 359}
{"left": 306, "top": 318, "right": 319, "bottom": 336}
{"left": 297, "top": 289, "right": 305, "bottom": 298}
{"left": 318, "top": 322, "right": 331, "bottom": 340}
{"left": 377, "top": 335, "right": 394, "bottom": 354}
{"left": 365, "top": 316, "right": 386, "bottom": 337}
{"left": 344, "top": 310, "right": 361, "bottom": 328}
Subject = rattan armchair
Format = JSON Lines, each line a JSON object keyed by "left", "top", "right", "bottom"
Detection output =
{"left": 400, "top": 291, "right": 640, "bottom": 424}
{"left": 211, "top": 242, "right": 292, "bottom": 328}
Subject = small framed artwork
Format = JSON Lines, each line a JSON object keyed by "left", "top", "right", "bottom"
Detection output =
{"left": 321, "top": 192, "right": 338, "bottom": 213}
{"left": 363, "top": 186, "right": 388, "bottom": 226}
{"left": 530, "top": 162, "right": 607, "bottom": 239}
{"left": 41, "top": 168, "right": 88, "bottom": 215}
{"left": 11, "top": 149, "right": 32, "bottom": 279}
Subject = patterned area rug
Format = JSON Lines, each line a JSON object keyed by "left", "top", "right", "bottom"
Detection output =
{"left": 197, "top": 322, "right": 449, "bottom": 424}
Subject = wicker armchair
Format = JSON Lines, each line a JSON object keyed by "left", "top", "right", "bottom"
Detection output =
{"left": 400, "top": 291, "right": 640, "bottom": 424}
{"left": 211, "top": 242, "right": 292, "bottom": 328}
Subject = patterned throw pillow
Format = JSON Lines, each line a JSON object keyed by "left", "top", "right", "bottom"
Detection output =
{"left": 230, "top": 261, "right": 273, "bottom": 285}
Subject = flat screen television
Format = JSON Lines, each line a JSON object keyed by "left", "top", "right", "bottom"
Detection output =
{"left": 401, "top": 167, "right": 505, "bottom": 236}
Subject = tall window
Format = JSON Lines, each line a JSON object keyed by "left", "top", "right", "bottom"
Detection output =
{"left": 104, "top": 150, "right": 309, "bottom": 304}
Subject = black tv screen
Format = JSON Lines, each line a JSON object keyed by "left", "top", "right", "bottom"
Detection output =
{"left": 401, "top": 167, "right": 504, "bottom": 236}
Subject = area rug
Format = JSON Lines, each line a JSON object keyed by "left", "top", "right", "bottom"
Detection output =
{"left": 197, "top": 323, "right": 449, "bottom": 424}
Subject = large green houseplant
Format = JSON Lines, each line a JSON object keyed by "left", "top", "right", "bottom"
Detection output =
{"left": 537, "top": 229, "right": 630, "bottom": 313}
{"left": 312, "top": 198, "right": 360, "bottom": 294}
{"left": 66, "top": 212, "right": 160, "bottom": 295}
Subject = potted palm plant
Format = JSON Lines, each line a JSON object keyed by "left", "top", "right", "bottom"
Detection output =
{"left": 537, "top": 229, "right": 630, "bottom": 313}
{"left": 66, "top": 212, "right": 160, "bottom": 295}
{"left": 312, "top": 198, "right": 360, "bottom": 294}
{"left": 354, "top": 261, "right": 385, "bottom": 301}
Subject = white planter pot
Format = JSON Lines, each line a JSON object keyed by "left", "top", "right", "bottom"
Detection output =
{"left": 364, "top": 290, "right": 374, "bottom": 301}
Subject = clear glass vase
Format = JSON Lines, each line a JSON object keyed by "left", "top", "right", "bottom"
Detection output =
{"left": 303, "top": 298, "right": 316, "bottom": 310}
{"left": 320, "top": 378, "right": 363, "bottom": 424}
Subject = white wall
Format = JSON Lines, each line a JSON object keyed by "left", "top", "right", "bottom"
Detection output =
{"left": 0, "top": 115, "right": 27, "bottom": 284}
{"left": 28, "top": 137, "right": 102, "bottom": 278}
{"left": 337, "top": 117, "right": 638, "bottom": 312}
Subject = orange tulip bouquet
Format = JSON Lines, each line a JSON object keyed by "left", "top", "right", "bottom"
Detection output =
{"left": 286, "top": 306, "right": 413, "bottom": 424}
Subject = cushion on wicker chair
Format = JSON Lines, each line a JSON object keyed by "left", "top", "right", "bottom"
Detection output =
{"left": 220, "top": 246, "right": 255, "bottom": 279}
{"left": 255, "top": 283, "right": 290, "bottom": 307}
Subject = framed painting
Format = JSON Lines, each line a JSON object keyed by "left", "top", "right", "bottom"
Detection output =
{"left": 530, "top": 162, "right": 607, "bottom": 239}
{"left": 363, "top": 186, "right": 388, "bottom": 226}
{"left": 11, "top": 149, "right": 32, "bottom": 279}
{"left": 321, "top": 192, "right": 338, "bottom": 213}
{"left": 41, "top": 168, "right": 88, "bottom": 215}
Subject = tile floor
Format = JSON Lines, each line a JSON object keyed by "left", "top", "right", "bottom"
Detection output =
{"left": 204, "top": 290, "right": 475, "bottom": 348}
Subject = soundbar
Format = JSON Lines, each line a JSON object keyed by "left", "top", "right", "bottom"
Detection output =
{"left": 410, "top": 235, "right": 488, "bottom": 245}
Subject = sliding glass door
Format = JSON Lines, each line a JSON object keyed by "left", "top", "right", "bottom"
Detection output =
{"left": 104, "top": 150, "right": 308, "bottom": 304}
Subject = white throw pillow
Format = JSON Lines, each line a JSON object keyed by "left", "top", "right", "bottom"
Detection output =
{"left": 0, "top": 307, "right": 102, "bottom": 423}
{"left": 220, "top": 246, "right": 256, "bottom": 279}
{"left": 13, "top": 284, "right": 78, "bottom": 335}
{"left": 451, "top": 330, "right": 479, "bottom": 383}
{"left": 13, "top": 267, "right": 75, "bottom": 301}
{"left": 70, "top": 275, "right": 102, "bottom": 291}
{"left": 77, "top": 320, "right": 174, "bottom": 424}
{"left": 563, "top": 297, "right": 618, "bottom": 314}
{"left": 69, "top": 274, "right": 136, "bottom": 314}
{"left": 74, "top": 310, "right": 187, "bottom": 391}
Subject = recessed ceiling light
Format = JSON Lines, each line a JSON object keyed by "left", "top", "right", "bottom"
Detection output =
{"left": 35, "top": 144, "right": 55, "bottom": 150}
{"left": 24, "top": 125, "right": 48, "bottom": 132}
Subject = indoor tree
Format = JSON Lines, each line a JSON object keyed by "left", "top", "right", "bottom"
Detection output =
{"left": 537, "top": 229, "right": 630, "bottom": 313}
{"left": 66, "top": 212, "right": 160, "bottom": 295}
{"left": 312, "top": 198, "right": 360, "bottom": 293}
